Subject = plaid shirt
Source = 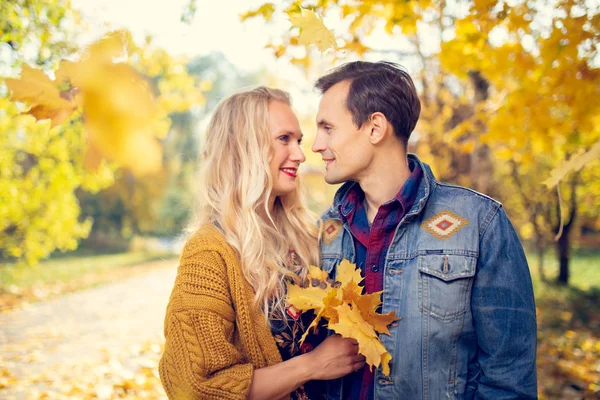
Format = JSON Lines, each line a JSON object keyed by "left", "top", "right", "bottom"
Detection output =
{"left": 339, "top": 161, "right": 423, "bottom": 400}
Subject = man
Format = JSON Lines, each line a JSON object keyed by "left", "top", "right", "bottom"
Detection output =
{"left": 312, "top": 61, "right": 537, "bottom": 400}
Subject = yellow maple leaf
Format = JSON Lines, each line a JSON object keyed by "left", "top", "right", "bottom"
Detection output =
{"left": 328, "top": 303, "right": 393, "bottom": 375}
{"left": 288, "top": 8, "right": 337, "bottom": 52}
{"left": 299, "top": 288, "right": 342, "bottom": 344}
{"left": 340, "top": 279, "right": 362, "bottom": 304}
{"left": 5, "top": 64, "right": 77, "bottom": 127}
{"left": 354, "top": 291, "right": 399, "bottom": 336}
{"left": 308, "top": 265, "right": 329, "bottom": 282}
{"left": 336, "top": 259, "right": 364, "bottom": 287}
{"left": 286, "top": 281, "right": 330, "bottom": 312}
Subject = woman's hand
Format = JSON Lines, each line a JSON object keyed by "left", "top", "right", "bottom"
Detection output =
{"left": 301, "top": 334, "right": 366, "bottom": 381}
{"left": 247, "top": 335, "right": 365, "bottom": 399}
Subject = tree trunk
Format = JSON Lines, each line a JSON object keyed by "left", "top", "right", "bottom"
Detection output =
{"left": 556, "top": 232, "right": 570, "bottom": 285}
{"left": 554, "top": 175, "right": 578, "bottom": 286}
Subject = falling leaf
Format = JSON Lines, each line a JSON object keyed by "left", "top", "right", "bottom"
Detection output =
{"left": 6, "top": 31, "right": 163, "bottom": 175}
{"left": 543, "top": 140, "right": 600, "bottom": 188}
{"left": 288, "top": 8, "right": 337, "bottom": 52}
{"left": 5, "top": 64, "right": 77, "bottom": 127}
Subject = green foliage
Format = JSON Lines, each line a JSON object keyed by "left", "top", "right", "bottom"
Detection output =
{"left": 0, "top": 0, "right": 80, "bottom": 68}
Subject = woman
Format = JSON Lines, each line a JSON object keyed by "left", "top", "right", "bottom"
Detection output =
{"left": 158, "top": 87, "right": 365, "bottom": 400}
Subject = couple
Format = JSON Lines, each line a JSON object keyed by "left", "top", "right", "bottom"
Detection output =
{"left": 158, "top": 61, "right": 538, "bottom": 400}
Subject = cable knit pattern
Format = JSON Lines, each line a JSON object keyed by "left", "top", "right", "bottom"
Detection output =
{"left": 159, "top": 224, "right": 285, "bottom": 400}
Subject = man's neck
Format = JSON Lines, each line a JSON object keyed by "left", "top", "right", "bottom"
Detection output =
{"left": 358, "top": 153, "right": 411, "bottom": 224}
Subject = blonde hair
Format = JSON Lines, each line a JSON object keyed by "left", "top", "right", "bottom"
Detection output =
{"left": 188, "top": 86, "right": 319, "bottom": 321}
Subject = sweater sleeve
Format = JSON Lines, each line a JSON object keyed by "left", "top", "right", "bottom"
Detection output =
{"left": 159, "top": 239, "right": 254, "bottom": 400}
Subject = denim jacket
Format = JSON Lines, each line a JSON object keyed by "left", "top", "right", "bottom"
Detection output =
{"left": 319, "top": 154, "right": 537, "bottom": 400}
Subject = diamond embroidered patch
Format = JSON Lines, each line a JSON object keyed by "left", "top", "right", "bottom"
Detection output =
{"left": 422, "top": 210, "right": 469, "bottom": 239}
{"left": 322, "top": 219, "right": 342, "bottom": 244}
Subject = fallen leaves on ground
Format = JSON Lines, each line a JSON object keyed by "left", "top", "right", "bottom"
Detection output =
{"left": 536, "top": 286, "right": 600, "bottom": 399}
{"left": 0, "top": 341, "right": 166, "bottom": 399}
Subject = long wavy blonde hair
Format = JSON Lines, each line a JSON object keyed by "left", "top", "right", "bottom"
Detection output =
{"left": 188, "top": 86, "right": 319, "bottom": 321}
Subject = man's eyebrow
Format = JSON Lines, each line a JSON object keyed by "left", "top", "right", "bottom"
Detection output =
{"left": 317, "top": 119, "right": 331, "bottom": 127}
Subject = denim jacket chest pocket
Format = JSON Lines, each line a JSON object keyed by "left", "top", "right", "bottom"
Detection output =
{"left": 418, "top": 253, "right": 477, "bottom": 322}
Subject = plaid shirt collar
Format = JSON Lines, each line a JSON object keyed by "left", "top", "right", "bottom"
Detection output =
{"left": 338, "top": 159, "right": 423, "bottom": 229}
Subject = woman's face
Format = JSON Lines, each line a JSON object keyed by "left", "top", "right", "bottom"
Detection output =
{"left": 268, "top": 100, "right": 306, "bottom": 198}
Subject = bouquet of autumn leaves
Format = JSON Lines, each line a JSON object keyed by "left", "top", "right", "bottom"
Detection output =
{"left": 287, "top": 260, "right": 398, "bottom": 376}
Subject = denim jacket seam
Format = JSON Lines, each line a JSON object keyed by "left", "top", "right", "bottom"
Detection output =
{"left": 436, "top": 181, "right": 502, "bottom": 206}
{"left": 479, "top": 203, "right": 501, "bottom": 240}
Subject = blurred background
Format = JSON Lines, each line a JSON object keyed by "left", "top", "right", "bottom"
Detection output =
{"left": 0, "top": 0, "right": 598, "bottom": 398}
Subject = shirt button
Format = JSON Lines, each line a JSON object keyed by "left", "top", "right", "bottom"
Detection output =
{"left": 371, "top": 265, "right": 379, "bottom": 272}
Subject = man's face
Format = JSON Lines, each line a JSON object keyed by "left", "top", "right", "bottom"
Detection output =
{"left": 312, "top": 81, "right": 373, "bottom": 185}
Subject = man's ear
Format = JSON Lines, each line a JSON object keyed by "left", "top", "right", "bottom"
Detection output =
{"left": 368, "top": 112, "right": 389, "bottom": 145}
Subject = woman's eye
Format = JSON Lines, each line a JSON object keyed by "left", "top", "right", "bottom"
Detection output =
{"left": 278, "top": 135, "right": 289, "bottom": 143}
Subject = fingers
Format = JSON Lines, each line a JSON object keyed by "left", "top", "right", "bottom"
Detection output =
{"left": 352, "top": 354, "right": 366, "bottom": 363}
{"left": 353, "top": 360, "right": 366, "bottom": 371}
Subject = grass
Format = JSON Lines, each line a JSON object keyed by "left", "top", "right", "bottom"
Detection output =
{"left": 0, "top": 250, "right": 175, "bottom": 290}
{"left": 0, "top": 248, "right": 178, "bottom": 313}
{"left": 528, "top": 247, "right": 600, "bottom": 292}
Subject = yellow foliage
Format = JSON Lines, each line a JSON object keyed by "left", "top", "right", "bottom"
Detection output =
{"left": 240, "top": 3, "right": 276, "bottom": 22}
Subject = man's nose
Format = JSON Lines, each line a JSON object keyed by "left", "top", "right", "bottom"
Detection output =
{"left": 312, "top": 131, "right": 326, "bottom": 153}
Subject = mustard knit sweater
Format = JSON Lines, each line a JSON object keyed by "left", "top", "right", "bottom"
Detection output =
{"left": 158, "top": 224, "right": 286, "bottom": 400}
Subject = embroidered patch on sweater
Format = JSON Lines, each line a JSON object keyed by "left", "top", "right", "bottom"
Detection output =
{"left": 422, "top": 210, "right": 469, "bottom": 239}
{"left": 322, "top": 219, "right": 342, "bottom": 244}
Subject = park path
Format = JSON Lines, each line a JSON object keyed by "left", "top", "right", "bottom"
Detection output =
{"left": 0, "top": 261, "right": 178, "bottom": 399}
